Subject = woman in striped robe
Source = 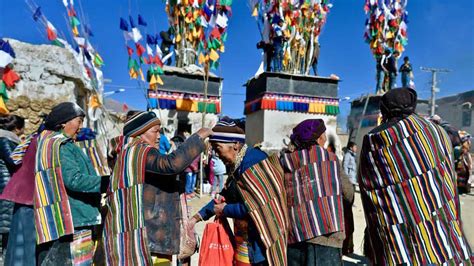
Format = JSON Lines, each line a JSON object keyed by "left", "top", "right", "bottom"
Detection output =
{"left": 359, "top": 88, "right": 472, "bottom": 265}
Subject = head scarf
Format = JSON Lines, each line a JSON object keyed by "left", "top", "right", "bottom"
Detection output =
{"left": 44, "top": 102, "right": 85, "bottom": 130}
{"left": 380, "top": 88, "right": 417, "bottom": 120}
{"left": 290, "top": 119, "right": 326, "bottom": 148}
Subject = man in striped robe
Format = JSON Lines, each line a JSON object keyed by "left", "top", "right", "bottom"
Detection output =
{"left": 359, "top": 88, "right": 472, "bottom": 265}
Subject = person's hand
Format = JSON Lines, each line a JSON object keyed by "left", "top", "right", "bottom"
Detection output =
{"left": 196, "top": 128, "right": 213, "bottom": 139}
{"left": 214, "top": 202, "right": 227, "bottom": 217}
{"left": 188, "top": 216, "right": 199, "bottom": 231}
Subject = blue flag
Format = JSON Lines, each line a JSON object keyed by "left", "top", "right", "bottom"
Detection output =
{"left": 138, "top": 14, "right": 147, "bottom": 26}
{"left": 119, "top": 18, "right": 129, "bottom": 31}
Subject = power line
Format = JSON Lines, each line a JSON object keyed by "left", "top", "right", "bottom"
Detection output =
{"left": 420, "top": 67, "right": 451, "bottom": 116}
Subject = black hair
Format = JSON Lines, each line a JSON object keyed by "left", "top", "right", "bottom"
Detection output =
{"left": 126, "top": 110, "right": 141, "bottom": 120}
{"left": 404, "top": 56, "right": 409, "bottom": 61}
{"left": 347, "top": 141, "right": 357, "bottom": 149}
{"left": 0, "top": 114, "right": 25, "bottom": 131}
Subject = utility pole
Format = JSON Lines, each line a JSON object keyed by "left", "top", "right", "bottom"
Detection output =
{"left": 420, "top": 67, "right": 451, "bottom": 116}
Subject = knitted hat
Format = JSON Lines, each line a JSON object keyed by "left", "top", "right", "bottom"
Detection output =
{"left": 209, "top": 118, "right": 245, "bottom": 143}
{"left": 123, "top": 111, "right": 161, "bottom": 137}
{"left": 380, "top": 88, "right": 417, "bottom": 119}
{"left": 290, "top": 119, "right": 326, "bottom": 148}
{"left": 44, "top": 102, "right": 85, "bottom": 130}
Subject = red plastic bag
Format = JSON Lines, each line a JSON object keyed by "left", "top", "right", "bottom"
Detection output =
{"left": 198, "top": 218, "right": 235, "bottom": 266}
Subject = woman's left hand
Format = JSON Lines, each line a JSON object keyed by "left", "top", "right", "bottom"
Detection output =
{"left": 214, "top": 202, "right": 227, "bottom": 217}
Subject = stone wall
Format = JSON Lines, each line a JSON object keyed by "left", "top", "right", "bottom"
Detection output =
{"left": 6, "top": 39, "right": 92, "bottom": 134}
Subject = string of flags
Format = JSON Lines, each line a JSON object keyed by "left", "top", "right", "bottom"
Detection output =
{"left": 364, "top": 0, "right": 408, "bottom": 57}
{"left": 28, "top": 0, "right": 107, "bottom": 119}
{"left": 165, "top": 0, "right": 233, "bottom": 70}
{"left": 250, "top": 0, "right": 332, "bottom": 74}
{"left": 245, "top": 93, "right": 339, "bottom": 115}
{"left": 119, "top": 14, "right": 165, "bottom": 90}
{"left": 0, "top": 39, "right": 20, "bottom": 114}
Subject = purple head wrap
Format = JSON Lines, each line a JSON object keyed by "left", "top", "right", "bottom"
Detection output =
{"left": 290, "top": 119, "right": 326, "bottom": 148}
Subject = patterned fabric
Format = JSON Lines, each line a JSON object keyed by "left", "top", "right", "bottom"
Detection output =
{"left": 75, "top": 139, "right": 111, "bottom": 176}
{"left": 238, "top": 154, "right": 289, "bottom": 266}
{"left": 70, "top": 229, "right": 94, "bottom": 266}
{"left": 282, "top": 145, "right": 344, "bottom": 244}
{"left": 103, "top": 138, "right": 153, "bottom": 266}
{"left": 33, "top": 130, "right": 74, "bottom": 244}
{"left": 234, "top": 219, "right": 251, "bottom": 266}
{"left": 359, "top": 114, "right": 472, "bottom": 265}
{"left": 10, "top": 133, "right": 35, "bottom": 165}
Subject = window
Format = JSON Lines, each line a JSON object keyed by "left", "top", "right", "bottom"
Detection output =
{"left": 462, "top": 103, "right": 472, "bottom": 127}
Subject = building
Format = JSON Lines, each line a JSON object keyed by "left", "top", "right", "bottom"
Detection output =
{"left": 436, "top": 90, "right": 474, "bottom": 135}
{"left": 347, "top": 93, "right": 430, "bottom": 153}
{"left": 147, "top": 65, "right": 222, "bottom": 138}
{"left": 244, "top": 72, "right": 341, "bottom": 155}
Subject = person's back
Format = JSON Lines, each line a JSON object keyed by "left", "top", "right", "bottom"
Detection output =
{"left": 359, "top": 88, "right": 472, "bottom": 265}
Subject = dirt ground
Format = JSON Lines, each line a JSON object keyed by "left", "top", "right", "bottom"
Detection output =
{"left": 187, "top": 187, "right": 474, "bottom": 265}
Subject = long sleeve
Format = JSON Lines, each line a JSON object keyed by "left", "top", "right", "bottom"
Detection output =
{"left": 338, "top": 160, "right": 354, "bottom": 204}
{"left": 145, "top": 134, "right": 205, "bottom": 175}
{"left": 342, "top": 152, "right": 350, "bottom": 176}
{"left": 60, "top": 143, "right": 101, "bottom": 193}
{"left": 0, "top": 138, "right": 17, "bottom": 173}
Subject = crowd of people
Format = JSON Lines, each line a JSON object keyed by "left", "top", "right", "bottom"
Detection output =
{"left": 0, "top": 87, "right": 472, "bottom": 265}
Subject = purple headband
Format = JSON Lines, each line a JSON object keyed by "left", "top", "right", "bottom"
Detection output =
{"left": 290, "top": 119, "right": 326, "bottom": 147}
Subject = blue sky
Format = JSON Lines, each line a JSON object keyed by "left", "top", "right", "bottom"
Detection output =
{"left": 1, "top": 0, "right": 473, "bottom": 130}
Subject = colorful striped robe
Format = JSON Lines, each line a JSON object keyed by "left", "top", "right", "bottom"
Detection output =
{"left": 33, "top": 130, "right": 74, "bottom": 244}
{"left": 238, "top": 154, "right": 289, "bottom": 266}
{"left": 75, "top": 139, "right": 110, "bottom": 176}
{"left": 281, "top": 145, "right": 344, "bottom": 244}
{"left": 103, "top": 138, "right": 153, "bottom": 265}
{"left": 359, "top": 114, "right": 472, "bottom": 265}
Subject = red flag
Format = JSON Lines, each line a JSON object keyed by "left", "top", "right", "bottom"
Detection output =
{"left": 210, "top": 27, "right": 221, "bottom": 39}
{"left": 154, "top": 55, "right": 163, "bottom": 67}
{"left": 2, "top": 67, "right": 20, "bottom": 87}
{"left": 122, "top": 103, "right": 129, "bottom": 112}
{"left": 135, "top": 43, "right": 145, "bottom": 57}
{"left": 47, "top": 26, "right": 57, "bottom": 41}
{"left": 127, "top": 46, "right": 134, "bottom": 56}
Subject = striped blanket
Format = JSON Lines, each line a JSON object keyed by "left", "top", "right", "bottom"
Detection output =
{"left": 359, "top": 114, "right": 472, "bottom": 265}
{"left": 238, "top": 154, "right": 289, "bottom": 266}
{"left": 75, "top": 139, "right": 111, "bottom": 176}
{"left": 33, "top": 130, "right": 74, "bottom": 244}
{"left": 282, "top": 145, "right": 344, "bottom": 244}
{"left": 103, "top": 138, "right": 153, "bottom": 266}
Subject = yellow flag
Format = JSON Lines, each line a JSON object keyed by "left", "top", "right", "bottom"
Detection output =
{"left": 139, "top": 69, "right": 145, "bottom": 81}
{"left": 176, "top": 34, "right": 182, "bottom": 43}
{"left": 252, "top": 7, "right": 258, "bottom": 17}
{"left": 0, "top": 98, "right": 9, "bottom": 114}
{"left": 193, "top": 27, "right": 198, "bottom": 38}
{"left": 72, "top": 27, "right": 79, "bottom": 37}
{"left": 220, "top": 45, "right": 225, "bottom": 53}
{"left": 156, "top": 75, "right": 164, "bottom": 86}
{"left": 209, "top": 49, "right": 219, "bottom": 62}
{"left": 198, "top": 53, "right": 206, "bottom": 65}
{"left": 89, "top": 94, "right": 101, "bottom": 109}
{"left": 150, "top": 74, "right": 157, "bottom": 85}
{"left": 386, "top": 31, "right": 394, "bottom": 39}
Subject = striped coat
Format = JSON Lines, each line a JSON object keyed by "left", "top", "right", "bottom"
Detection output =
{"left": 33, "top": 130, "right": 74, "bottom": 244}
{"left": 238, "top": 154, "right": 289, "bottom": 266}
{"left": 281, "top": 145, "right": 344, "bottom": 244}
{"left": 103, "top": 138, "right": 153, "bottom": 266}
{"left": 359, "top": 114, "right": 472, "bottom": 265}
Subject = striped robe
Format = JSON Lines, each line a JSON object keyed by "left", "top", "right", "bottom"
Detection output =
{"left": 103, "top": 138, "right": 153, "bottom": 266}
{"left": 33, "top": 130, "right": 74, "bottom": 244}
{"left": 238, "top": 154, "right": 289, "bottom": 266}
{"left": 282, "top": 145, "right": 344, "bottom": 244}
{"left": 359, "top": 114, "right": 472, "bottom": 265}
{"left": 75, "top": 139, "right": 111, "bottom": 176}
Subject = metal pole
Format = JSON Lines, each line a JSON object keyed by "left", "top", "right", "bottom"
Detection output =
{"left": 421, "top": 67, "right": 451, "bottom": 117}
{"left": 430, "top": 72, "right": 437, "bottom": 116}
{"left": 356, "top": 94, "right": 371, "bottom": 143}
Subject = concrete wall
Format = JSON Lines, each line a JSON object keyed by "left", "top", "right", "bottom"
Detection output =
{"left": 437, "top": 95, "right": 474, "bottom": 135}
{"left": 245, "top": 109, "right": 341, "bottom": 157}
